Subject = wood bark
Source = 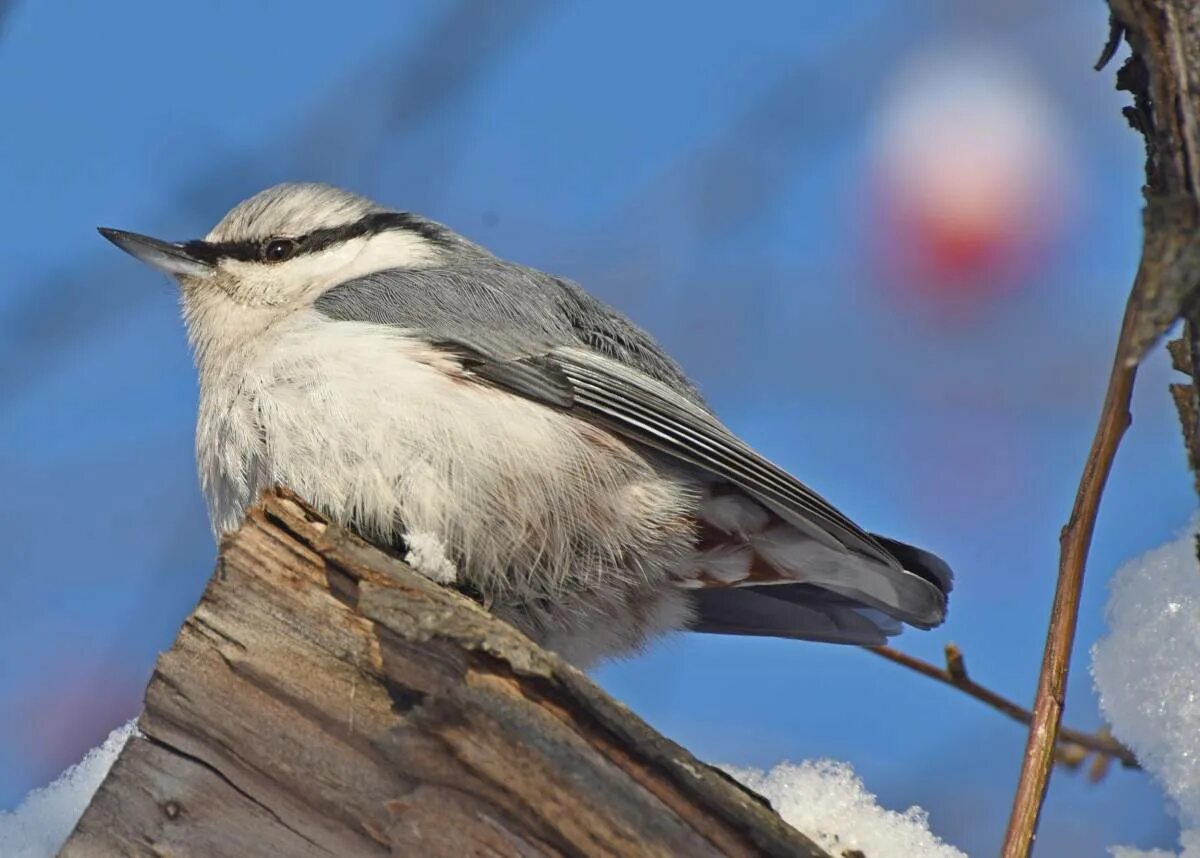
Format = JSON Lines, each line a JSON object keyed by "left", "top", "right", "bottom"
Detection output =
{"left": 58, "top": 489, "right": 831, "bottom": 858}
{"left": 1105, "top": 1, "right": 1200, "bottom": 496}
{"left": 1106, "top": 0, "right": 1200, "bottom": 364}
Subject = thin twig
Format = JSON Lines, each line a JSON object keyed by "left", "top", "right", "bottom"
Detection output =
{"left": 998, "top": 1, "right": 1200, "bottom": 852}
{"left": 867, "top": 645, "right": 1138, "bottom": 769}
{"left": 1000, "top": 299, "right": 1139, "bottom": 857}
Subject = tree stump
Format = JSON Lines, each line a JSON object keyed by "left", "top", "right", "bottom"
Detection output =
{"left": 58, "top": 489, "right": 831, "bottom": 857}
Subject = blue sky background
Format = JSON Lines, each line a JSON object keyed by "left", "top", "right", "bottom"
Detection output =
{"left": 0, "top": 2, "right": 1190, "bottom": 854}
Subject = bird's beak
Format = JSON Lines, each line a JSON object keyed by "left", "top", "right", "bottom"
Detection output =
{"left": 97, "top": 227, "right": 214, "bottom": 279}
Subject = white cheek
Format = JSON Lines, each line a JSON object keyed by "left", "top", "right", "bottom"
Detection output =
{"left": 221, "top": 231, "right": 441, "bottom": 305}
{"left": 216, "top": 264, "right": 286, "bottom": 306}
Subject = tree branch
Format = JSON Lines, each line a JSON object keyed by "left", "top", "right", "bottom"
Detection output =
{"left": 58, "top": 490, "right": 833, "bottom": 858}
{"left": 1001, "top": 311, "right": 1136, "bottom": 858}
{"left": 1003, "top": 3, "right": 1200, "bottom": 854}
{"left": 868, "top": 645, "right": 1138, "bottom": 771}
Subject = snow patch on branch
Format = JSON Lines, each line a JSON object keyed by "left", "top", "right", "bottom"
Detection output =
{"left": 724, "top": 759, "right": 966, "bottom": 858}
{"left": 0, "top": 721, "right": 135, "bottom": 858}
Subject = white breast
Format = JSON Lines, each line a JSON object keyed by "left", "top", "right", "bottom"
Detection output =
{"left": 196, "top": 310, "right": 702, "bottom": 608}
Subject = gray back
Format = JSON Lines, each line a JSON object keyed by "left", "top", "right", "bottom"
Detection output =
{"left": 314, "top": 259, "right": 706, "bottom": 407}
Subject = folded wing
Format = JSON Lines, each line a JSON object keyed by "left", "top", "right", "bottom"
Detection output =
{"left": 452, "top": 343, "right": 951, "bottom": 633}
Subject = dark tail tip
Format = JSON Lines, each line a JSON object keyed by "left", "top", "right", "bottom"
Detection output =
{"left": 870, "top": 533, "right": 954, "bottom": 597}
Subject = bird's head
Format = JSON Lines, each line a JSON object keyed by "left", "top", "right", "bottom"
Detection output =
{"left": 99, "top": 183, "right": 468, "bottom": 357}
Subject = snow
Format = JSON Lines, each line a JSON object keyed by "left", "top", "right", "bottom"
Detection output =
{"left": 1093, "top": 516, "right": 1200, "bottom": 858}
{"left": 1110, "top": 835, "right": 1200, "bottom": 858}
{"left": 725, "top": 759, "right": 966, "bottom": 858}
{"left": 0, "top": 720, "right": 135, "bottom": 858}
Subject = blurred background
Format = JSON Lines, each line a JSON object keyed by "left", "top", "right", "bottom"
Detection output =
{"left": 0, "top": 1, "right": 1188, "bottom": 854}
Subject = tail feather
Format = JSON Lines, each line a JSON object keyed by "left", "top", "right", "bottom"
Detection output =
{"left": 747, "top": 526, "right": 948, "bottom": 629}
{"left": 753, "top": 583, "right": 904, "bottom": 636}
{"left": 690, "top": 488, "right": 954, "bottom": 643}
{"left": 689, "top": 534, "right": 952, "bottom": 643}
{"left": 690, "top": 586, "right": 895, "bottom": 646}
{"left": 869, "top": 533, "right": 954, "bottom": 595}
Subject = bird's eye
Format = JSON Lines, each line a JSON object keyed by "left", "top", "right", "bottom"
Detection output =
{"left": 262, "top": 238, "right": 297, "bottom": 263}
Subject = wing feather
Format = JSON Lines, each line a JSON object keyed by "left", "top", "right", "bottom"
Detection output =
{"left": 452, "top": 343, "right": 948, "bottom": 626}
{"left": 550, "top": 348, "right": 896, "bottom": 564}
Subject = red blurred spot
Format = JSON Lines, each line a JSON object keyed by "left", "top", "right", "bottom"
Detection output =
{"left": 863, "top": 43, "right": 1073, "bottom": 315}
{"left": 915, "top": 219, "right": 1007, "bottom": 283}
{"left": 878, "top": 190, "right": 1029, "bottom": 289}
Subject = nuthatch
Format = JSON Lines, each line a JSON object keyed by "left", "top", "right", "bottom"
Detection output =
{"left": 100, "top": 183, "right": 951, "bottom": 667}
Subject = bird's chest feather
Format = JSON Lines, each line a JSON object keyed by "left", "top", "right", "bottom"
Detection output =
{"left": 195, "top": 313, "right": 701, "bottom": 598}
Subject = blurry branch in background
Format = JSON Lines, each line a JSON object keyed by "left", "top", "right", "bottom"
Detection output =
{"left": 0, "top": 0, "right": 551, "bottom": 407}
{"left": 260, "top": 0, "right": 552, "bottom": 207}
{"left": 1003, "top": 3, "right": 1200, "bottom": 856}
{"left": 353, "top": 0, "right": 553, "bottom": 191}
{"left": 555, "top": 5, "right": 908, "bottom": 314}
{"left": 868, "top": 645, "right": 1138, "bottom": 774}
{"left": 0, "top": 1, "right": 15, "bottom": 42}
{"left": 3, "top": 0, "right": 891, "bottom": 408}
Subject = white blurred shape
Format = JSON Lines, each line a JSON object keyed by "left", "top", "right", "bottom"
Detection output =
{"left": 1094, "top": 516, "right": 1200, "bottom": 857}
{"left": 725, "top": 759, "right": 966, "bottom": 858}
{"left": 0, "top": 720, "right": 135, "bottom": 858}
{"left": 870, "top": 40, "right": 1071, "bottom": 289}
{"left": 1111, "top": 835, "right": 1200, "bottom": 858}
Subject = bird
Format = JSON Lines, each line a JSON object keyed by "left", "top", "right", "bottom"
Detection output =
{"left": 99, "top": 183, "right": 952, "bottom": 668}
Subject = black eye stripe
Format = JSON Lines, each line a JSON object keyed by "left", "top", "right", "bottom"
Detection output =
{"left": 183, "top": 212, "right": 449, "bottom": 265}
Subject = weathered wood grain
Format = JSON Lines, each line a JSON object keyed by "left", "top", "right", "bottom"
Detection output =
{"left": 59, "top": 489, "right": 831, "bottom": 858}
